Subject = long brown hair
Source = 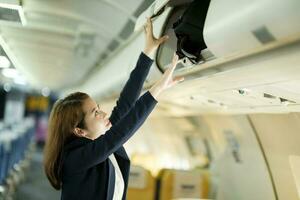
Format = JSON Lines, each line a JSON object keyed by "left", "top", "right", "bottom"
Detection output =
{"left": 43, "top": 92, "right": 89, "bottom": 190}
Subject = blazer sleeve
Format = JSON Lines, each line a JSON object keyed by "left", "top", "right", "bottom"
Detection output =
{"left": 109, "top": 52, "right": 153, "bottom": 125}
{"left": 64, "top": 91, "right": 157, "bottom": 174}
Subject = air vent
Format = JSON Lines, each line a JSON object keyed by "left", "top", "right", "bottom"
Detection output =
{"left": 0, "top": 2, "right": 26, "bottom": 25}
{"left": 263, "top": 93, "right": 276, "bottom": 99}
{"left": 75, "top": 28, "right": 96, "bottom": 57}
{"left": 207, "top": 99, "right": 215, "bottom": 104}
{"left": 279, "top": 97, "right": 296, "bottom": 105}
{"left": 263, "top": 93, "right": 297, "bottom": 105}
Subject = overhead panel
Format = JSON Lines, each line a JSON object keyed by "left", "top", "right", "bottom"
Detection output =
{"left": 204, "top": 0, "right": 300, "bottom": 58}
{"left": 0, "top": 0, "right": 26, "bottom": 25}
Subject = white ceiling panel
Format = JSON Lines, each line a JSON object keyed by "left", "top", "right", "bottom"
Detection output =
{"left": 0, "top": 0, "right": 150, "bottom": 90}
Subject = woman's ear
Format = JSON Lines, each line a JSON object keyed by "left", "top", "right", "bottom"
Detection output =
{"left": 73, "top": 127, "right": 85, "bottom": 137}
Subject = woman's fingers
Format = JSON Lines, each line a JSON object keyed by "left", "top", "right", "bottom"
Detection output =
{"left": 167, "top": 54, "right": 184, "bottom": 87}
{"left": 171, "top": 54, "right": 179, "bottom": 70}
{"left": 174, "top": 76, "right": 184, "bottom": 82}
{"left": 147, "top": 17, "right": 152, "bottom": 30}
{"left": 173, "top": 53, "right": 178, "bottom": 63}
{"left": 145, "top": 18, "right": 152, "bottom": 35}
{"left": 164, "top": 54, "right": 179, "bottom": 76}
{"left": 167, "top": 76, "right": 185, "bottom": 88}
{"left": 145, "top": 17, "right": 168, "bottom": 44}
{"left": 157, "top": 35, "right": 169, "bottom": 45}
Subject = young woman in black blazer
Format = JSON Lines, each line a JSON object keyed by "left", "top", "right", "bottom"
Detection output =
{"left": 44, "top": 18, "right": 184, "bottom": 200}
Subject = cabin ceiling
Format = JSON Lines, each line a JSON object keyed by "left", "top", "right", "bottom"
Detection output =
{"left": 0, "top": 0, "right": 153, "bottom": 90}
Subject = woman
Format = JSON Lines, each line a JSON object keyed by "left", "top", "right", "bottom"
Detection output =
{"left": 44, "top": 18, "right": 184, "bottom": 200}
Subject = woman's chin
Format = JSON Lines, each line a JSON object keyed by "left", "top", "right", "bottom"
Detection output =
{"left": 105, "top": 122, "right": 112, "bottom": 130}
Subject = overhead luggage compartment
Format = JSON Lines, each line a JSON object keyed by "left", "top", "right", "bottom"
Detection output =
{"left": 203, "top": 0, "right": 300, "bottom": 58}
{"left": 65, "top": 0, "right": 300, "bottom": 115}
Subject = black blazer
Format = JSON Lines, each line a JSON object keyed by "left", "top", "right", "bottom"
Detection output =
{"left": 61, "top": 53, "right": 157, "bottom": 200}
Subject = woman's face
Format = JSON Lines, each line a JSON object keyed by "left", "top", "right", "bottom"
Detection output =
{"left": 80, "top": 97, "right": 112, "bottom": 140}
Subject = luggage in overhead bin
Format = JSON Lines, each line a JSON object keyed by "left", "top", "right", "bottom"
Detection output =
{"left": 173, "top": 0, "right": 211, "bottom": 64}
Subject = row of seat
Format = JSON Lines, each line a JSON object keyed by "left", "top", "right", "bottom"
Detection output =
{"left": 0, "top": 118, "right": 35, "bottom": 200}
{"left": 127, "top": 166, "right": 210, "bottom": 200}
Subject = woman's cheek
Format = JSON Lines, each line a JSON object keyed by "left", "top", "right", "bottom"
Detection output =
{"left": 99, "top": 121, "right": 106, "bottom": 130}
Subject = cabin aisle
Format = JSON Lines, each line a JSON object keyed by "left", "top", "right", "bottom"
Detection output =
{"left": 15, "top": 146, "right": 60, "bottom": 200}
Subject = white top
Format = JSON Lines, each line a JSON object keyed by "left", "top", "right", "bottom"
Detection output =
{"left": 109, "top": 154, "right": 125, "bottom": 200}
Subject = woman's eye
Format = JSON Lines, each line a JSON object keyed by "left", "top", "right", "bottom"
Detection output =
{"left": 95, "top": 110, "right": 99, "bottom": 116}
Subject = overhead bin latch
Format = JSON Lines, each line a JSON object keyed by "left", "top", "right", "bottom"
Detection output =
{"left": 134, "top": 0, "right": 170, "bottom": 32}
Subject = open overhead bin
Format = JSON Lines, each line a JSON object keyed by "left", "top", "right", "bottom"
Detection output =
{"left": 67, "top": 0, "right": 300, "bottom": 115}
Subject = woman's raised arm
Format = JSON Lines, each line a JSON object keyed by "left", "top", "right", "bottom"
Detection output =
{"left": 109, "top": 18, "right": 168, "bottom": 125}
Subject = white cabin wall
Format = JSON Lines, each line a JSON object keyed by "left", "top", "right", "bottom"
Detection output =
{"left": 249, "top": 113, "right": 300, "bottom": 200}
{"left": 196, "top": 115, "right": 276, "bottom": 200}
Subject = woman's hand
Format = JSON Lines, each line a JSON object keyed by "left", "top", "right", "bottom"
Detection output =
{"left": 143, "top": 17, "right": 169, "bottom": 56}
{"left": 149, "top": 54, "right": 184, "bottom": 99}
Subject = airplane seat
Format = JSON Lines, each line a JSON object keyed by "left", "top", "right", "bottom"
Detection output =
{"left": 156, "top": 169, "right": 210, "bottom": 200}
{"left": 0, "top": 142, "right": 4, "bottom": 184}
{"left": 0, "top": 141, "right": 6, "bottom": 196}
{"left": 0, "top": 131, "right": 13, "bottom": 198}
{"left": 127, "top": 165, "right": 156, "bottom": 200}
{"left": 0, "top": 119, "right": 35, "bottom": 198}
